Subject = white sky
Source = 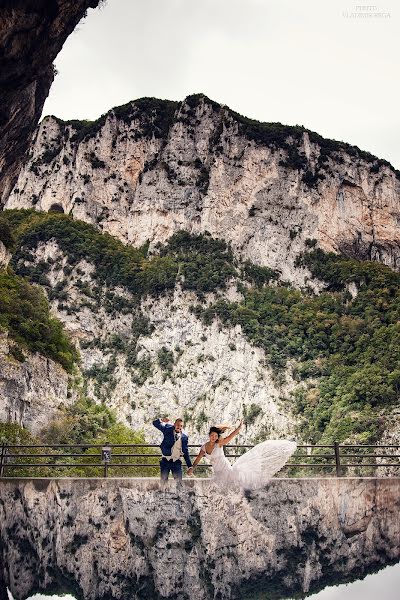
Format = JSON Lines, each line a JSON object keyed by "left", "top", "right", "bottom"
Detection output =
{"left": 42, "top": 0, "right": 399, "bottom": 169}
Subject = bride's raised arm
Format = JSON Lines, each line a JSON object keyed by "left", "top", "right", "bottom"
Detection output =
{"left": 218, "top": 421, "right": 243, "bottom": 446}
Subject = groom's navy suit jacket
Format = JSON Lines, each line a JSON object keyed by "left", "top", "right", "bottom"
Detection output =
{"left": 153, "top": 419, "right": 192, "bottom": 467}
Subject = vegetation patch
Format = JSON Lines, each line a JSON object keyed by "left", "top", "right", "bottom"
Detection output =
{"left": 157, "top": 346, "right": 175, "bottom": 381}
{"left": 0, "top": 217, "right": 14, "bottom": 249}
{"left": 86, "top": 151, "right": 106, "bottom": 169}
{"left": 4, "top": 211, "right": 240, "bottom": 299}
{"left": 194, "top": 250, "right": 400, "bottom": 444}
{"left": 0, "top": 400, "right": 158, "bottom": 477}
{"left": 159, "top": 230, "right": 236, "bottom": 294}
{"left": 0, "top": 270, "right": 78, "bottom": 371}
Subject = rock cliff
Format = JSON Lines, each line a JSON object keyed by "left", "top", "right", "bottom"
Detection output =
{"left": 5, "top": 94, "right": 400, "bottom": 281}
{"left": 1, "top": 207, "right": 400, "bottom": 448}
{"left": 0, "top": 243, "right": 10, "bottom": 268}
{"left": 3, "top": 236, "right": 295, "bottom": 443}
{"left": 0, "top": 0, "right": 100, "bottom": 204}
{"left": 2, "top": 97, "right": 400, "bottom": 448}
{"left": 0, "top": 332, "right": 73, "bottom": 434}
{"left": 0, "top": 478, "right": 399, "bottom": 600}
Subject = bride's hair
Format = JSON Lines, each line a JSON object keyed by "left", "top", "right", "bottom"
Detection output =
{"left": 209, "top": 426, "right": 222, "bottom": 437}
{"left": 209, "top": 426, "right": 227, "bottom": 437}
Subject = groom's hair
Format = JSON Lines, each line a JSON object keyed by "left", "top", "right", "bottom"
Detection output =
{"left": 175, "top": 418, "right": 183, "bottom": 424}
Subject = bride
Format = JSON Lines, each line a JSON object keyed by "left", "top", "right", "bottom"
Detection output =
{"left": 191, "top": 422, "right": 297, "bottom": 490}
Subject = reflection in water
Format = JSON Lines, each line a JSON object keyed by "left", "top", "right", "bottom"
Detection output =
{"left": 302, "top": 562, "right": 400, "bottom": 599}
{"left": 1, "top": 479, "right": 399, "bottom": 600}
{"left": 7, "top": 562, "right": 400, "bottom": 600}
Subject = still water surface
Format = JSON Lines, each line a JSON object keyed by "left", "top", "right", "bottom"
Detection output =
{"left": 305, "top": 561, "right": 400, "bottom": 599}
{"left": 8, "top": 561, "right": 400, "bottom": 600}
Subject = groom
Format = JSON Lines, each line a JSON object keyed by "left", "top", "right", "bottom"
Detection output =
{"left": 153, "top": 417, "right": 193, "bottom": 484}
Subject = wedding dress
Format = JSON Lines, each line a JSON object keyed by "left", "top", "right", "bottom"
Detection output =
{"left": 201, "top": 440, "right": 297, "bottom": 490}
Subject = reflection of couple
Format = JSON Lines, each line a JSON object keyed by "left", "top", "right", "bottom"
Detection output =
{"left": 153, "top": 417, "right": 296, "bottom": 490}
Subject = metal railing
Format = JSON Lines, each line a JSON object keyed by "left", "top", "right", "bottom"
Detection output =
{"left": 0, "top": 442, "right": 399, "bottom": 478}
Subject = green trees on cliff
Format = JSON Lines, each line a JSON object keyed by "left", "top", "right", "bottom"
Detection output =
{"left": 195, "top": 251, "right": 400, "bottom": 444}
{"left": 1, "top": 208, "right": 399, "bottom": 448}
{"left": 2, "top": 210, "right": 238, "bottom": 297}
{"left": 0, "top": 400, "right": 158, "bottom": 477}
{"left": 0, "top": 270, "right": 78, "bottom": 371}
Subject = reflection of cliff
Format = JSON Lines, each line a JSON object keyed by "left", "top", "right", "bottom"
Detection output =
{"left": 0, "top": 478, "right": 399, "bottom": 600}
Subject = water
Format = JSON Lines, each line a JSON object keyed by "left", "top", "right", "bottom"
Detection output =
{"left": 305, "top": 561, "right": 400, "bottom": 599}
{"left": 7, "top": 561, "right": 400, "bottom": 600}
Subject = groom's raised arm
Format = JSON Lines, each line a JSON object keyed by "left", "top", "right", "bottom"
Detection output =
{"left": 153, "top": 417, "right": 169, "bottom": 432}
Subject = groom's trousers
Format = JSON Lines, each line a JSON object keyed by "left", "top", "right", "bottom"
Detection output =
{"left": 160, "top": 457, "right": 182, "bottom": 482}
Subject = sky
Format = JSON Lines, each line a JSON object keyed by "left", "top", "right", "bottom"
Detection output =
{"left": 42, "top": 0, "right": 399, "bottom": 169}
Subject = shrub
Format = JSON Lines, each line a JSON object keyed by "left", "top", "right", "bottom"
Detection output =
{"left": 242, "top": 262, "right": 279, "bottom": 287}
{"left": 0, "top": 423, "right": 50, "bottom": 477}
{"left": 158, "top": 347, "right": 174, "bottom": 378}
{"left": 0, "top": 400, "right": 158, "bottom": 477}
{"left": 86, "top": 152, "right": 106, "bottom": 169}
{"left": 0, "top": 217, "right": 14, "bottom": 249}
{"left": 161, "top": 230, "right": 236, "bottom": 294}
{"left": 244, "top": 404, "right": 263, "bottom": 425}
{"left": 195, "top": 410, "right": 208, "bottom": 431}
{"left": 0, "top": 270, "right": 78, "bottom": 372}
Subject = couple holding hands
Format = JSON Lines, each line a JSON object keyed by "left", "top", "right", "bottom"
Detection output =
{"left": 153, "top": 416, "right": 296, "bottom": 490}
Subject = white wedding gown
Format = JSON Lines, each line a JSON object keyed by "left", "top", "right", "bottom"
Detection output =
{"left": 201, "top": 440, "right": 297, "bottom": 490}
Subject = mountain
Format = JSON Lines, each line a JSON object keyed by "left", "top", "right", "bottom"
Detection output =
{"left": 1, "top": 95, "right": 400, "bottom": 457}
{"left": 5, "top": 94, "right": 400, "bottom": 282}
{"left": 0, "top": 211, "right": 296, "bottom": 446}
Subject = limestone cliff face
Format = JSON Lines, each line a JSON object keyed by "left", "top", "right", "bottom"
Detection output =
{"left": 0, "top": 332, "right": 73, "bottom": 434}
{"left": 0, "top": 478, "right": 398, "bottom": 600}
{"left": 0, "top": 0, "right": 100, "bottom": 204}
{"left": 3, "top": 96, "right": 400, "bottom": 444}
{"left": 5, "top": 95, "right": 400, "bottom": 281}
{"left": 0, "top": 243, "right": 10, "bottom": 268}
{"left": 10, "top": 241, "right": 294, "bottom": 443}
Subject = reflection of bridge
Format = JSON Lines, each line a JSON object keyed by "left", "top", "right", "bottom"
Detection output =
{"left": 0, "top": 442, "right": 399, "bottom": 478}
{"left": 0, "top": 477, "right": 399, "bottom": 600}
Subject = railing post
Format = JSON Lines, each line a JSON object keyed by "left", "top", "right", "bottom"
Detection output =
{"left": 102, "top": 443, "right": 111, "bottom": 478}
{"left": 0, "top": 443, "right": 5, "bottom": 477}
{"left": 334, "top": 441, "right": 342, "bottom": 477}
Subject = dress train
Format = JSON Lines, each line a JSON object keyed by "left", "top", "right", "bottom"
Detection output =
{"left": 201, "top": 439, "right": 297, "bottom": 490}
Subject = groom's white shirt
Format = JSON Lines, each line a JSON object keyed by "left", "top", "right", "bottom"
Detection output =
{"left": 163, "top": 432, "right": 182, "bottom": 462}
